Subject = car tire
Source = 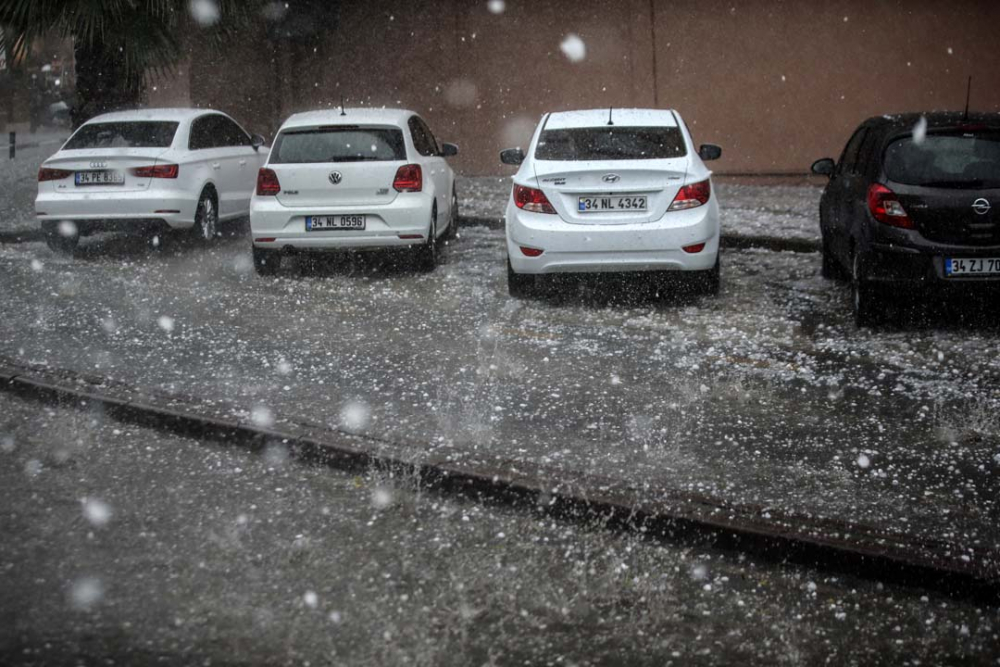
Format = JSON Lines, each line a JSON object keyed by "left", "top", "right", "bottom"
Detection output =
{"left": 415, "top": 207, "right": 438, "bottom": 273}
{"left": 821, "top": 236, "right": 844, "bottom": 281}
{"left": 253, "top": 245, "right": 280, "bottom": 276}
{"left": 191, "top": 189, "right": 219, "bottom": 244}
{"left": 852, "top": 251, "right": 880, "bottom": 328}
{"left": 699, "top": 253, "right": 721, "bottom": 296}
{"left": 443, "top": 186, "right": 459, "bottom": 241}
{"left": 44, "top": 227, "right": 79, "bottom": 255}
{"left": 507, "top": 257, "right": 535, "bottom": 298}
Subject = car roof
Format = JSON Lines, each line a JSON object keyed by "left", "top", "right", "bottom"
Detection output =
{"left": 82, "top": 108, "right": 221, "bottom": 124}
{"left": 545, "top": 108, "right": 679, "bottom": 130}
{"left": 862, "top": 111, "right": 1000, "bottom": 132}
{"left": 280, "top": 108, "right": 416, "bottom": 130}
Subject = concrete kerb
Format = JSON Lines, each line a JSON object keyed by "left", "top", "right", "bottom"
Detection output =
{"left": 1, "top": 362, "right": 997, "bottom": 606}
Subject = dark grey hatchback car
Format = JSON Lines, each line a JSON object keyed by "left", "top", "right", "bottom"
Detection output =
{"left": 812, "top": 112, "right": 1000, "bottom": 326}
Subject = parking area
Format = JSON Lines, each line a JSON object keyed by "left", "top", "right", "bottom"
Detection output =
{"left": 1, "top": 196, "right": 998, "bottom": 564}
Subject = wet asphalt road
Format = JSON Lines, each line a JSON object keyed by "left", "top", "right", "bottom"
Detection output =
{"left": 2, "top": 390, "right": 998, "bottom": 666}
{"left": 0, "top": 220, "right": 998, "bottom": 559}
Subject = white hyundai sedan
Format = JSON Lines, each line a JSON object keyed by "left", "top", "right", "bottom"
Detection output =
{"left": 249, "top": 108, "right": 459, "bottom": 275}
{"left": 501, "top": 108, "right": 722, "bottom": 297}
{"left": 35, "top": 108, "right": 267, "bottom": 253}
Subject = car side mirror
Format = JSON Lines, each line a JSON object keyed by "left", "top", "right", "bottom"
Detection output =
{"left": 500, "top": 147, "right": 525, "bottom": 166}
{"left": 811, "top": 158, "right": 835, "bottom": 177}
{"left": 440, "top": 142, "right": 459, "bottom": 157}
{"left": 250, "top": 134, "right": 266, "bottom": 152}
{"left": 698, "top": 144, "right": 722, "bottom": 161}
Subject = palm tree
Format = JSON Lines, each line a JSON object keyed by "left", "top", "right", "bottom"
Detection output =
{"left": 0, "top": 0, "right": 259, "bottom": 127}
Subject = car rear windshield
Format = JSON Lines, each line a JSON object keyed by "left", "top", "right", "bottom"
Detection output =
{"left": 64, "top": 122, "right": 179, "bottom": 149}
{"left": 883, "top": 129, "right": 1000, "bottom": 188}
{"left": 535, "top": 126, "right": 687, "bottom": 161}
{"left": 271, "top": 127, "right": 407, "bottom": 163}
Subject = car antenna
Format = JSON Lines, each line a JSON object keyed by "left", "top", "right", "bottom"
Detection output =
{"left": 963, "top": 76, "right": 972, "bottom": 120}
{"left": 607, "top": 106, "right": 614, "bottom": 126}
{"left": 341, "top": 95, "right": 347, "bottom": 117}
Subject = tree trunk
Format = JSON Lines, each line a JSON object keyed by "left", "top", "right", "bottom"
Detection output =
{"left": 71, "top": 38, "right": 145, "bottom": 129}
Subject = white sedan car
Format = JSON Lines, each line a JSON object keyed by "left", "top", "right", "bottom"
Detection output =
{"left": 501, "top": 108, "right": 722, "bottom": 297}
{"left": 249, "top": 108, "right": 459, "bottom": 275}
{"left": 35, "top": 108, "right": 267, "bottom": 253}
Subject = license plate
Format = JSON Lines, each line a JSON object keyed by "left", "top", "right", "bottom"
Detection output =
{"left": 75, "top": 170, "right": 124, "bottom": 185}
{"left": 306, "top": 215, "right": 366, "bottom": 231}
{"left": 578, "top": 195, "right": 647, "bottom": 212}
{"left": 945, "top": 257, "right": 1000, "bottom": 276}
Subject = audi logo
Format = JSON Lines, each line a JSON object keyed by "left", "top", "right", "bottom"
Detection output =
{"left": 602, "top": 174, "right": 621, "bottom": 183}
{"left": 329, "top": 171, "right": 343, "bottom": 185}
{"left": 972, "top": 198, "right": 991, "bottom": 215}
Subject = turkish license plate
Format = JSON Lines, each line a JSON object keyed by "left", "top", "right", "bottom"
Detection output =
{"left": 578, "top": 195, "right": 647, "bottom": 212}
{"left": 306, "top": 215, "right": 366, "bottom": 231}
{"left": 945, "top": 257, "right": 1000, "bottom": 276}
{"left": 75, "top": 170, "right": 124, "bottom": 185}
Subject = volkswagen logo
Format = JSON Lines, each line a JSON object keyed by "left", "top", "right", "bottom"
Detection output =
{"left": 972, "top": 198, "right": 991, "bottom": 215}
{"left": 89, "top": 161, "right": 107, "bottom": 169}
{"left": 602, "top": 174, "right": 620, "bottom": 184}
{"left": 329, "top": 171, "right": 343, "bottom": 185}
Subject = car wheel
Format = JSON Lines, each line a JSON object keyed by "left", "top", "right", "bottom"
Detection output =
{"left": 44, "top": 226, "right": 79, "bottom": 255}
{"left": 443, "top": 186, "right": 459, "bottom": 241}
{"left": 821, "top": 235, "right": 844, "bottom": 281}
{"left": 852, "top": 251, "right": 880, "bottom": 328}
{"left": 699, "top": 253, "right": 721, "bottom": 296}
{"left": 507, "top": 257, "right": 535, "bottom": 298}
{"left": 192, "top": 189, "right": 218, "bottom": 244}
{"left": 416, "top": 207, "right": 438, "bottom": 272}
{"left": 253, "top": 245, "right": 280, "bottom": 276}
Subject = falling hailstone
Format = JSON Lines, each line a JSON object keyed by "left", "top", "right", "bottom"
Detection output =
{"left": 690, "top": 563, "right": 708, "bottom": 581}
{"left": 857, "top": 453, "right": 871, "bottom": 469}
{"left": 340, "top": 400, "right": 371, "bottom": 433}
{"left": 157, "top": 316, "right": 175, "bottom": 333}
{"left": 189, "top": 0, "right": 220, "bottom": 27}
{"left": 58, "top": 220, "right": 78, "bottom": 238}
{"left": 1, "top": 435, "right": 14, "bottom": 453}
{"left": 487, "top": 0, "right": 506, "bottom": 14}
{"left": 30, "top": 259, "right": 43, "bottom": 272}
{"left": 303, "top": 590, "right": 319, "bottom": 609}
{"left": 277, "top": 359, "right": 293, "bottom": 376}
{"left": 252, "top": 405, "right": 275, "bottom": 428}
{"left": 560, "top": 34, "right": 587, "bottom": 63}
{"left": 82, "top": 498, "right": 112, "bottom": 527}
{"left": 69, "top": 576, "right": 104, "bottom": 611}
{"left": 371, "top": 485, "right": 395, "bottom": 510}
{"left": 912, "top": 116, "right": 928, "bottom": 145}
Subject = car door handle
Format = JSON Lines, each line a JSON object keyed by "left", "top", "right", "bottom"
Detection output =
{"left": 212, "top": 162, "right": 221, "bottom": 170}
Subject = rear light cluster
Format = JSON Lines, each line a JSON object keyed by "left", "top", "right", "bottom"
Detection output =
{"left": 38, "top": 168, "right": 72, "bottom": 182}
{"left": 668, "top": 179, "right": 711, "bottom": 211}
{"left": 513, "top": 185, "right": 556, "bottom": 214}
{"left": 133, "top": 164, "right": 178, "bottom": 178}
{"left": 257, "top": 168, "right": 281, "bottom": 196}
{"left": 393, "top": 164, "right": 422, "bottom": 192}
{"left": 867, "top": 184, "right": 914, "bottom": 229}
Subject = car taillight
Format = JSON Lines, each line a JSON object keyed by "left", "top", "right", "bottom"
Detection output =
{"left": 38, "top": 168, "right": 72, "bottom": 182}
{"left": 668, "top": 179, "right": 711, "bottom": 211}
{"left": 867, "top": 184, "right": 913, "bottom": 229}
{"left": 256, "top": 168, "right": 281, "bottom": 196}
{"left": 519, "top": 246, "right": 544, "bottom": 257}
{"left": 132, "top": 164, "right": 178, "bottom": 178}
{"left": 513, "top": 185, "right": 556, "bottom": 214}
{"left": 393, "top": 164, "right": 422, "bottom": 192}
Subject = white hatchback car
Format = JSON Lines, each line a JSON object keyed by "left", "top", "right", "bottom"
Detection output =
{"left": 501, "top": 108, "right": 722, "bottom": 297}
{"left": 35, "top": 108, "right": 267, "bottom": 253}
{"left": 249, "top": 108, "right": 459, "bottom": 275}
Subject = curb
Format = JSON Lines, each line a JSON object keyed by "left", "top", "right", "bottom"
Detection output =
{"left": 456, "top": 216, "right": 821, "bottom": 254}
{"left": 1, "top": 360, "right": 996, "bottom": 604}
{"left": 0, "top": 229, "right": 43, "bottom": 244}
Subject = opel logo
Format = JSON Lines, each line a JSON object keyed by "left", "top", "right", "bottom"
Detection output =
{"left": 89, "top": 161, "right": 107, "bottom": 169}
{"left": 602, "top": 174, "right": 620, "bottom": 184}
{"left": 329, "top": 171, "right": 343, "bottom": 185}
{"left": 972, "top": 198, "right": 991, "bottom": 215}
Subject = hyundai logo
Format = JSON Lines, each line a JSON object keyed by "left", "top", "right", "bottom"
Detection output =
{"left": 972, "top": 198, "right": 991, "bottom": 215}
{"left": 89, "top": 161, "right": 107, "bottom": 169}
{"left": 602, "top": 174, "right": 620, "bottom": 184}
{"left": 329, "top": 171, "right": 343, "bottom": 185}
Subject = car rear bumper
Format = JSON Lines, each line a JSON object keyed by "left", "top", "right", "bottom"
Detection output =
{"left": 505, "top": 198, "right": 720, "bottom": 274}
{"left": 864, "top": 242, "right": 1000, "bottom": 285}
{"left": 249, "top": 193, "right": 433, "bottom": 250}
{"left": 35, "top": 191, "right": 197, "bottom": 230}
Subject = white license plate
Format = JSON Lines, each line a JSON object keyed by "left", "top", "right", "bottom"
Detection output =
{"left": 306, "top": 215, "right": 366, "bottom": 231}
{"left": 578, "top": 195, "right": 647, "bottom": 213}
{"left": 945, "top": 257, "right": 1000, "bottom": 276}
{"left": 75, "top": 170, "right": 124, "bottom": 185}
